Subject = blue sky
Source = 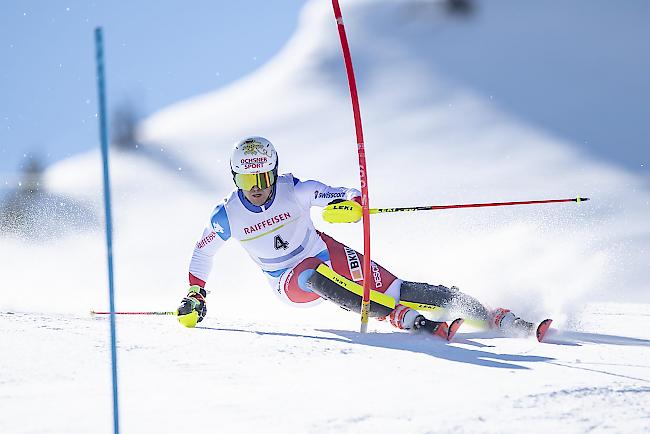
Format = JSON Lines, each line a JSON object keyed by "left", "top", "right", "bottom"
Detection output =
{"left": 0, "top": 0, "right": 306, "bottom": 185}
{"left": 1, "top": 0, "right": 648, "bottom": 191}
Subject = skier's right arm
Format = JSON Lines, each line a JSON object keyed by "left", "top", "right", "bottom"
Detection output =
{"left": 178, "top": 203, "right": 231, "bottom": 328}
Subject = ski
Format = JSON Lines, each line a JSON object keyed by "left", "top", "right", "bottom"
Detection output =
{"left": 447, "top": 317, "right": 464, "bottom": 341}
{"left": 536, "top": 318, "right": 553, "bottom": 342}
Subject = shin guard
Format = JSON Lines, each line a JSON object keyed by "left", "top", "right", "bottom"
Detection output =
{"left": 400, "top": 281, "right": 490, "bottom": 321}
{"left": 305, "top": 264, "right": 395, "bottom": 317}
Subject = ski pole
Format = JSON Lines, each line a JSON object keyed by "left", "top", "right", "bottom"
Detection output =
{"left": 90, "top": 310, "right": 177, "bottom": 316}
{"left": 369, "top": 197, "right": 589, "bottom": 214}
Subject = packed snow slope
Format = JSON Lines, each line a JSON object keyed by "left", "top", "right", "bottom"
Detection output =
{"left": 1, "top": 306, "right": 649, "bottom": 434}
{"left": 1, "top": 1, "right": 649, "bottom": 433}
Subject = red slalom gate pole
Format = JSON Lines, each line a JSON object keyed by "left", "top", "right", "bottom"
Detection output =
{"left": 369, "top": 197, "right": 590, "bottom": 214}
{"left": 331, "top": 0, "right": 373, "bottom": 333}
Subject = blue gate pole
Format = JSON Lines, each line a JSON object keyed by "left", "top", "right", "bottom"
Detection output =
{"left": 94, "top": 26, "right": 120, "bottom": 434}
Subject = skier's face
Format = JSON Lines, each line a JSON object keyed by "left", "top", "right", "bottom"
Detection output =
{"left": 243, "top": 185, "right": 273, "bottom": 206}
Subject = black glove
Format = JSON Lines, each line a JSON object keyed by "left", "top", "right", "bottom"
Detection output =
{"left": 177, "top": 285, "right": 207, "bottom": 328}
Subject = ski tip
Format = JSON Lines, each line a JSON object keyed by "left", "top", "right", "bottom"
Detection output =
{"left": 447, "top": 318, "right": 464, "bottom": 341}
{"left": 536, "top": 319, "right": 553, "bottom": 342}
{"left": 576, "top": 196, "right": 590, "bottom": 203}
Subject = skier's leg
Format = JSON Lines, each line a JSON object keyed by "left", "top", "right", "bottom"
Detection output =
{"left": 274, "top": 257, "right": 324, "bottom": 306}
{"left": 279, "top": 233, "right": 452, "bottom": 334}
{"left": 304, "top": 263, "right": 438, "bottom": 333}
{"left": 304, "top": 263, "right": 396, "bottom": 317}
{"left": 400, "top": 281, "right": 536, "bottom": 335}
{"left": 313, "top": 232, "right": 443, "bottom": 332}
{"left": 275, "top": 254, "right": 399, "bottom": 317}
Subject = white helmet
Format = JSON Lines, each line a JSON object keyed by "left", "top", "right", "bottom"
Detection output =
{"left": 230, "top": 136, "right": 278, "bottom": 190}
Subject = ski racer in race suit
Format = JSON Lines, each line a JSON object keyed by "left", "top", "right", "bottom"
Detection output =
{"left": 177, "top": 136, "right": 534, "bottom": 337}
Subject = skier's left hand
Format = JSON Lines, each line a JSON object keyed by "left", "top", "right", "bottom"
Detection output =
{"left": 177, "top": 285, "right": 207, "bottom": 328}
{"left": 322, "top": 198, "right": 362, "bottom": 223}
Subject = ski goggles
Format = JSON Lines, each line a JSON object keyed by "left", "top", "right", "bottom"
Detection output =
{"left": 234, "top": 170, "right": 276, "bottom": 191}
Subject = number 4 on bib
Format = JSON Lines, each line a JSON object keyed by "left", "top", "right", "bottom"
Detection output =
{"left": 274, "top": 235, "right": 289, "bottom": 250}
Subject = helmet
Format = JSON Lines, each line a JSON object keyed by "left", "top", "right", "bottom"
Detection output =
{"left": 230, "top": 136, "right": 278, "bottom": 190}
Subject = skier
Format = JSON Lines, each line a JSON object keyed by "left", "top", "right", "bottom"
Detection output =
{"left": 177, "top": 136, "right": 550, "bottom": 340}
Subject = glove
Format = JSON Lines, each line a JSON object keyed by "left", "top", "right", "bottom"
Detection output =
{"left": 322, "top": 198, "right": 363, "bottom": 223}
{"left": 177, "top": 285, "right": 207, "bottom": 328}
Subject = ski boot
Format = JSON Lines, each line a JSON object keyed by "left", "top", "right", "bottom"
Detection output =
{"left": 412, "top": 315, "right": 464, "bottom": 341}
{"left": 491, "top": 308, "right": 552, "bottom": 342}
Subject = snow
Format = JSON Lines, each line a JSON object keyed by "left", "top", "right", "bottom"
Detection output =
{"left": 1, "top": 0, "right": 649, "bottom": 433}
{"left": 2, "top": 304, "right": 649, "bottom": 433}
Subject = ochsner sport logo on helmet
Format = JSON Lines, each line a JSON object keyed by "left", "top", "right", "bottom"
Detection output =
{"left": 241, "top": 156, "right": 268, "bottom": 170}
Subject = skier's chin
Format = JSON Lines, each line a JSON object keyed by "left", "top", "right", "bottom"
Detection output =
{"left": 243, "top": 188, "right": 272, "bottom": 206}
{"left": 249, "top": 195, "right": 266, "bottom": 206}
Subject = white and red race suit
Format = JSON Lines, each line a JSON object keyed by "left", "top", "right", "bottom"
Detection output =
{"left": 189, "top": 173, "right": 403, "bottom": 306}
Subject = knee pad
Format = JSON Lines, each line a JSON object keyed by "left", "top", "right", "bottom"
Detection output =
{"left": 277, "top": 257, "right": 324, "bottom": 306}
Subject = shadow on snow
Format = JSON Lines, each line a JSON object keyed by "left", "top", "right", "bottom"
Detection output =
{"left": 196, "top": 325, "right": 553, "bottom": 370}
